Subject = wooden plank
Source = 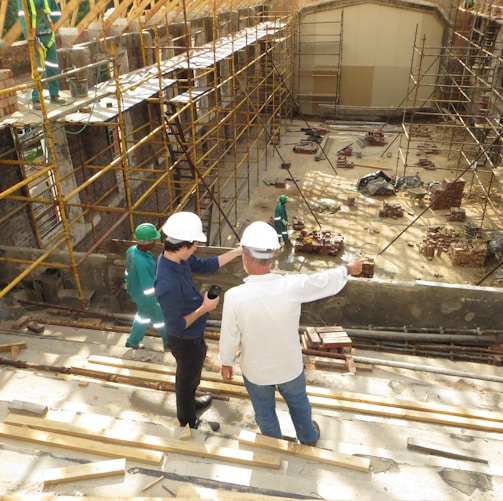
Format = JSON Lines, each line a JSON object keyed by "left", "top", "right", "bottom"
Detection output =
{"left": 84, "top": 357, "right": 503, "bottom": 427}
{"left": 2, "top": 497, "right": 210, "bottom": 501}
{"left": 4, "top": 414, "right": 281, "bottom": 469}
{"left": 305, "top": 385, "right": 503, "bottom": 423}
{"left": 0, "top": 342, "right": 27, "bottom": 353}
{"left": 8, "top": 400, "right": 48, "bottom": 416}
{"left": 308, "top": 394, "right": 503, "bottom": 432}
{"left": 0, "top": 423, "right": 163, "bottom": 465}
{"left": 304, "top": 327, "right": 321, "bottom": 347}
{"left": 237, "top": 430, "right": 370, "bottom": 472}
{"left": 72, "top": 361, "right": 250, "bottom": 397}
{"left": 43, "top": 458, "right": 126, "bottom": 485}
{"left": 407, "top": 436, "right": 489, "bottom": 464}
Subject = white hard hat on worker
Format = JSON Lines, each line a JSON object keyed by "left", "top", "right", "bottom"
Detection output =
{"left": 162, "top": 212, "right": 207, "bottom": 243}
{"left": 241, "top": 221, "right": 280, "bottom": 258}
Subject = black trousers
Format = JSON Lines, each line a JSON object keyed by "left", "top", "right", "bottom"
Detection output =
{"left": 168, "top": 335, "right": 207, "bottom": 427}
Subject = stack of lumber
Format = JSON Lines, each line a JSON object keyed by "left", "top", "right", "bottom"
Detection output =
{"left": 71, "top": 356, "right": 503, "bottom": 433}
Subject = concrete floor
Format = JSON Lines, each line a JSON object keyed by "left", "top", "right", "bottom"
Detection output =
{"left": 1, "top": 320, "right": 503, "bottom": 500}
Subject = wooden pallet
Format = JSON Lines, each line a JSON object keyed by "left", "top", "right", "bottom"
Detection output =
{"left": 302, "top": 326, "right": 355, "bottom": 374}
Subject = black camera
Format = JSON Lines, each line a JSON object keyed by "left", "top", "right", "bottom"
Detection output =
{"left": 207, "top": 284, "right": 222, "bottom": 299}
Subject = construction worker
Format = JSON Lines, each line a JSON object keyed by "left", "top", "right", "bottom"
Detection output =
{"left": 274, "top": 194, "right": 290, "bottom": 245}
{"left": 219, "top": 221, "right": 363, "bottom": 445}
{"left": 124, "top": 223, "right": 168, "bottom": 351}
{"left": 154, "top": 212, "right": 242, "bottom": 431}
{"left": 18, "top": 0, "right": 66, "bottom": 110}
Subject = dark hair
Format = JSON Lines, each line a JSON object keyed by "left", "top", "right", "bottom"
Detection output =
{"left": 164, "top": 239, "right": 194, "bottom": 252}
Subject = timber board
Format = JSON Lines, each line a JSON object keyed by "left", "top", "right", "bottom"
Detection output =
{"left": 43, "top": 458, "right": 126, "bottom": 485}
{"left": 237, "top": 430, "right": 370, "bottom": 472}
{"left": 0, "top": 423, "right": 163, "bottom": 465}
{"left": 4, "top": 414, "right": 281, "bottom": 469}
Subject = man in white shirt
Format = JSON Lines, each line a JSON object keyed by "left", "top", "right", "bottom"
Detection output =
{"left": 219, "top": 221, "right": 363, "bottom": 446}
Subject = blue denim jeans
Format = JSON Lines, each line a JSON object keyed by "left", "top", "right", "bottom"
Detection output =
{"left": 243, "top": 370, "right": 317, "bottom": 444}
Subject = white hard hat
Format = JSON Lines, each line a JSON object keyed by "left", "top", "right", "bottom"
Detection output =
{"left": 162, "top": 212, "right": 207, "bottom": 243}
{"left": 241, "top": 221, "right": 280, "bottom": 258}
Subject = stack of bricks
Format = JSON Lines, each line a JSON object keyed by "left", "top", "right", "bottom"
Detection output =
{"left": 417, "top": 225, "right": 461, "bottom": 258}
{"left": 379, "top": 201, "right": 403, "bottom": 218}
{"left": 448, "top": 207, "right": 466, "bottom": 221}
{"left": 0, "top": 70, "right": 18, "bottom": 118}
{"left": 448, "top": 240, "right": 488, "bottom": 266}
{"left": 430, "top": 177, "right": 465, "bottom": 210}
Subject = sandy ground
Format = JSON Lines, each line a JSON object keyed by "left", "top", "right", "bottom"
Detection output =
{"left": 229, "top": 119, "right": 503, "bottom": 288}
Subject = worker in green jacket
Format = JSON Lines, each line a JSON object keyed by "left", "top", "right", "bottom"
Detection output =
{"left": 274, "top": 195, "right": 290, "bottom": 245}
{"left": 18, "top": 0, "right": 66, "bottom": 110}
{"left": 125, "top": 223, "right": 168, "bottom": 351}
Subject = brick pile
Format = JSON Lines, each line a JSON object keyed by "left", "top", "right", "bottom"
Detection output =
{"left": 417, "top": 225, "right": 461, "bottom": 258}
{"left": 0, "top": 69, "right": 18, "bottom": 118}
{"left": 378, "top": 201, "right": 403, "bottom": 218}
{"left": 430, "top": 177, "right": 465, "bottom": 210}
{"left": 448, "top": 207, "right": 466, "bottom": 221}
{"left": 448, "top": 240, "right": 488, "bottom": 266}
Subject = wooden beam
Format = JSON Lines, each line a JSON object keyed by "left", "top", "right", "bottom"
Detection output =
{"left": 0, "top": 423, "right": 163, "bottom": 465}
{"left": 0, "top": 342, "right": 27, "bottom": 353}
{"left": 43, "top": 458, "right": 126, "bottom": 485}
{"left": 86, "top": 355, "right": 503, "bottom": 427}
{"left": 4, "top": 414, "right": 281, "bottom": 469}
{"left": 238, "top": 430, "right": 370, "bottom": 473}
{"left": 407, "top": 437, "right": 489, "bottom": 464}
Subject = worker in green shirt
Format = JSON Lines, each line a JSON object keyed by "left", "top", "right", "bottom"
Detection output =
{"left": 124, "top": 223, "right": 168, "bottom": 351}
{"left": 18, "top": 0, "right": 66, "bottom": 110}
{"left": 274, "top": 195, "right": 290, "bottom": 245}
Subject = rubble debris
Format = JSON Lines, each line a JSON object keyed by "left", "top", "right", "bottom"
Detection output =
{"left": 336, "top": 154, "right": 354, "bottom": 168}
{"left": 365, "top": 128, "right": 387, "bottom": 146}
{"left": 337, "top": 143, "right": 353, "bottom": 156}
{"left": 379, "top": 201, "right": 404, "bottom": 218}
{"left": 294, "top": 229, "right": 344, "bottom": 256}
{"left": 430, "top": 178, "right": 465, "bottom": 210}
{"left": 409, "top": 125, "right": 432, "bottom": 138}
{"left": 293, "top": 141, "right": 319, "bottom": 154}
{"left": 292, "top": 216, "right": 305, "bottom": 230}
{"left": 415, "top": 157, "right": 436, "bottom": 170}
{"left": 417, "top": 226, "right": 461, "bottom": 258}
{"left": 448, "top": 207, "right": 466, "bottom": 221}
{"left": 448, "top": 241, "right": 488, "bottom": 266}
{"left": 417, "top": 143, "right": 439, "bottom": 154}
{"left": 395, "top": 173, "right": 424, "bottom": 191}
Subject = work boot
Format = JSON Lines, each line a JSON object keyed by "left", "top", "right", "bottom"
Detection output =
{"left": 50, "top": 95, "right": 66, "bottom": 105}
{"left": 193, "top": 419, "right": 220, "bottom": 432}
{"left": 194, "top": 395, "right": 212, "bottom": 410}
{"left": 125, "top": 342, "right": 145, "bottom": 349}
{"left": 32, "top": 101, "right": 41, "bottom": 110}
{"left": 301, "top": 421, "right": 320, "bottom": 447}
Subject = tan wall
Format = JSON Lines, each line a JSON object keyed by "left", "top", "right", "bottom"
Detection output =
{"left": 297, "top": 0, "right": 446, "bottom": 116}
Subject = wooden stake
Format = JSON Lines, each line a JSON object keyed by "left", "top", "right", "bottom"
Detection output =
{"left": 141, "top": 474, "right": 164, "bottom": 491}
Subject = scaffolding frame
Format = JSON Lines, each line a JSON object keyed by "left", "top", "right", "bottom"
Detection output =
{"left": 0, "top": 2, "right": 297, "bottom": 307}
{"left": 394, "top": 4, "right": 503, "bottom": 241}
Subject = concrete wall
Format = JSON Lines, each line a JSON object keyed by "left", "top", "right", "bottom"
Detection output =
{"left": 297, "top": 0, "right": 446, "bottom": 118}
{"left": 2, "top": 244, "right": 500, "bottom": 332}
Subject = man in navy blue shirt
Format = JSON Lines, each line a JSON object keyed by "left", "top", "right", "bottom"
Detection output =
{"left": 155, "top": 212, "right": 241, "bottom": 431}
